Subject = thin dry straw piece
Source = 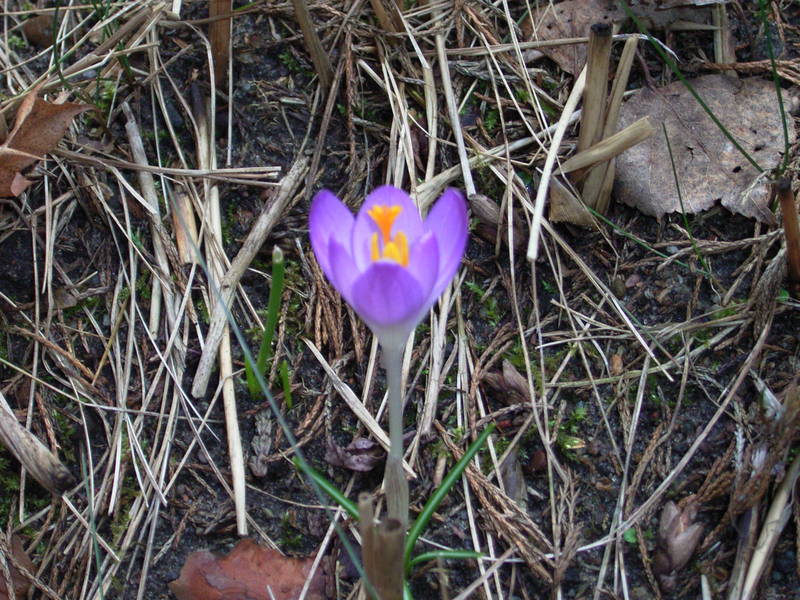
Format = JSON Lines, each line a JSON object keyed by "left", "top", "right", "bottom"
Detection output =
{"left": 558, "top": 117, "right": 654, "bottom": 174}
{"left": 526, "top": 68, "right": 587, "bottom": 261}
{"left": 193, "top": 87, "right": 247, "bottom": 535}
{"left": 190, "top": 156, "right": 308, "bottom": 398}
{"left": 291, "top": 0, "right": 333, "bottom": 90}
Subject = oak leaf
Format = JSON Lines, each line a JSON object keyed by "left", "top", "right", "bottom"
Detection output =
{"left": 0, "top": 89, "right": 89, "bottom": 197}
{"left": 168, "top": 539, "right": 326, "bottom": 600}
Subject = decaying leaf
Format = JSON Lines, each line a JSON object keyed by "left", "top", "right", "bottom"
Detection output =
{"left": 482, "top": 359, "right": 531, "bottom": 405}
{"left": 169, "top": 539, "right": 326, "bottom": 600}
{"left": 21, "top": 15, "right": 57, "bottom": 48}
{"left": 499, "top": 446, "right": 528, "bottom": 511}
{"left": 523, "top": 0, "right": 709, "bottom": 76}
{"left": 0, "top": 89, "right": 90, "bottom": 197}
{"left": 652, "top": 499, "right": 703, "bottom": 591}
{"left": 326, "top": 437, "right": 385, "bottom": 472}
{"left": 0, "top": 534, "right": 34, "bottom": 600}
{"left": 615, "top": 75, "right": 795, "bottom": 222}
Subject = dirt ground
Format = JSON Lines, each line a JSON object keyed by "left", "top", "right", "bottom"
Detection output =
{"left": 1, "top": 1, "right": 800, "bottom": 599}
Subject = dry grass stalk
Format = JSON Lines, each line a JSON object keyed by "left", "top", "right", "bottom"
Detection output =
{"left": 209, "top": 0, "right": 232, "bottom": 87}
{"left": 560, "top": 117, "right": 654, "bottom": 174}
{"left": 359, "top": 494, "right": 404, "bottom": 600}
{"left": 192, "top": 89, "right": 248, "bottom": 535}
{"left": 777, "top": 178, "right": 800, "bottom": 295}
{"left": 577, "top": 23, "right": 612, "bottom": 155}
{"left": 190, "top": 157, "right": 307, "bottom": 398}
{"left": 291, "top": 0, "right": 333, "bottom": 90}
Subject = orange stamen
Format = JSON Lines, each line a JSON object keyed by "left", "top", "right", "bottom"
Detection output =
{"left": 367, "top": 205, "right": 409, "bottom": 266}
{"left": 367, "top": 205, "right": 402, "bottom": 243}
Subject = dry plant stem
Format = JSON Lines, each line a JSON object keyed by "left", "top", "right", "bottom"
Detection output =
{"left": 171, "top": 190, "right": 199, "bottom": 265}
{"left": 727, "top": 506, "right": 760, "bottom": 600}
{"left": 383, "top": 343, "right": 409, "bottom": 528}
{"left": 122, "top": 102, "right": 173, "bottom": 335}
{"left": 291, "top": 0, "right": 333, "bottom": 90}
{"left": 589, "top": 35, "right": 639, "bottom": 213}
{"left": 368, "top": 0, "right": 400, "bottom": 34}
{"left": 559, "top": 117, "right": 654, "bottom": 174}
{"left": 777, "top": 179, "right": 800, "bottom": 294}
{"left": 209, "top": 0, "right": 232, "bottom": 86}
{"left": 0, "top": 390, "right": 74, "bottom": 495}
{"left": 527, "top": 68, "right": 587, "bottom": 261}
{"left": 713, "top": 3, "right": 737, "bottom": 80}
{"left": 740, "top": 448, "right": 800, "bottom": 600}
{"left": 191, "top": 157, "right": 308, "bottom": 398}
{"left": 577, "top": 23, "right": 612, "bottom": 154}
{"left": 578, "top": 23, "right": 613, "bottom": 211}
{"left": 359, "top": 494, "right": 404, "bottom": 600}
{"left": 195, "top": 94, "right": 247, "bottom": 535}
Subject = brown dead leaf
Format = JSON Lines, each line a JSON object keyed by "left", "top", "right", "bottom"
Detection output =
{"left": 0, "top": 89, "right": 90, "bottom": 197}
{"left": 169, "top": 539, "right": 326, "bottom": 600}
{"left": 325, "top": 437, "right": 384, "bottom": 472}
{"left": 21, "top": 15, "right": 57, "bottom": 48}
{"left": 523, "top": 0, "right": 710, "bottom": 76}
{"left": 0, "top": 534, "right": 34, "bottom": 600}
{"left": 615, "top": 75, "right": 795, "bottom": 222}
{"left": 482, "top": 360, "right": 531, "bottom": 405}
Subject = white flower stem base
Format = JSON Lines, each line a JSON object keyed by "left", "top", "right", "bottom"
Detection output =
{"left": 382, "top": 342, "right": 409, "bottom": 528}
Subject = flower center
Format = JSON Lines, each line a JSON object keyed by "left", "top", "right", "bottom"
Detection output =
{"left": 367, "top": 204, "right": 409, "bottom": 267}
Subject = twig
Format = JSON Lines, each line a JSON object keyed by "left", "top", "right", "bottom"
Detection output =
{"left": 0, "top": 390, "right": 74, "bottom": 495}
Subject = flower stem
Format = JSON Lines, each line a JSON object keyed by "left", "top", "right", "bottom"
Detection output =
{"left": 382, "top": 343, "right": 409, "bottom": 527}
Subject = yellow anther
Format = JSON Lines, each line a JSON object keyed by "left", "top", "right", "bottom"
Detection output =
{"left": 367, "top": 205, "right": 402, "bottom": 243}
{"left": 370, "top": 233, "right": 380, "bottom": 262}
{"left": 395, "top": 231, "right": 409, "bottom": 266}
{"left": 368, "top": 217, "right": 409, "bottom": 267}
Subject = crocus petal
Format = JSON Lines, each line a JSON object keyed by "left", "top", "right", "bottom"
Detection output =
{"left": 327, "top": 239, "right": 360, "bottom": 303}
{"left": 407, "top": 231, "right": 439, "bottom": 309}
{"left": 350, "top": 263, "right": 424, "bottom": 332}
{"left": 352, "top": 186, "right": 425, "bottom": 270}
{"left": 309, "top": 190, "right": 355, "bottom": 277}
{"left": 424, "top": 188, "right": 468, "bottom": 295}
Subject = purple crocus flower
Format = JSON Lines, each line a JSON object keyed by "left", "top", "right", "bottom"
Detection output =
{"left": 310, "top": 185, "right": 468, "bottom": 347}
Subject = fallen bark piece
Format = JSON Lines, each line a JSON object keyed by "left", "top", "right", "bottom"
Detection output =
{"left": 169, "top": 539, "right": 326, "bottom": 600}
{"left": 615, "top": 75, "right": 795, "bottom": 222}
{"left": 0, "top": 89, "right": 90, "bottom": 196}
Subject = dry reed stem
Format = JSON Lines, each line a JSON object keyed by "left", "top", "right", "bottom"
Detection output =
{"left": 777, "top": 179, "right": 800, "bottom": 294}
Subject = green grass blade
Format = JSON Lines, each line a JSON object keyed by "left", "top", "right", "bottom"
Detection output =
{"left": 246, "top": 246, "right": 285, "bottom": 397}
{"left": 404, "top": 424, "right": 495, "bottom": 572}
{"left": 292, "top": 457, "right": 359, "bottom": 519}
{"left": 409, "top": 550, "right": 483, "bottom": 568}
{"left": 662, "top": 123, "right": 710, "bottom": 274}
